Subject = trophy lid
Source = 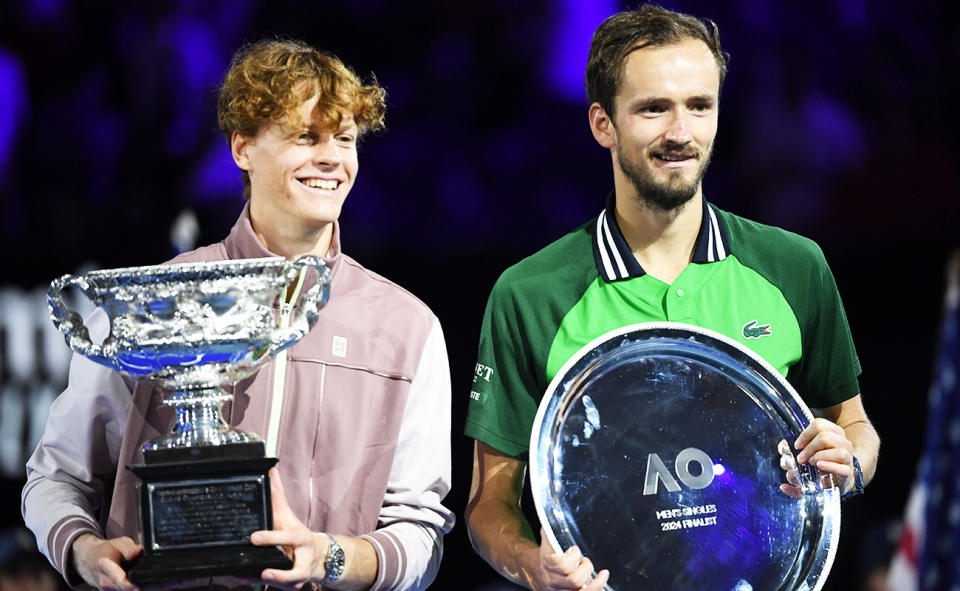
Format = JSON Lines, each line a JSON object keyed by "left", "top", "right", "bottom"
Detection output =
{"left": 529, "top": 322, "right": 840, "bottom": 591}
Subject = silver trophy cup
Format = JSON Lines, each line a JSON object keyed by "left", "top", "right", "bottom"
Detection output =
{"left": 48, "top": 255, "right": 331, "bottom": 583}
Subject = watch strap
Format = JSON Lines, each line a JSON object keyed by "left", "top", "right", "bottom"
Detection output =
{"left": 842, "top": 455, "right": 864, "bottom": 499}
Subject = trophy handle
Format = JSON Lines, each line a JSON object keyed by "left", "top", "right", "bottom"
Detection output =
{"left": 268, "top": 255, "right": 332, "bottom": 354}
{"left": 47, "top": 273, "right": 118, "bottom": 369}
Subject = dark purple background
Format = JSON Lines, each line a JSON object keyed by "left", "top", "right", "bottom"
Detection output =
{"left": 1, "top": 1, "right": 958, "bottom": 589}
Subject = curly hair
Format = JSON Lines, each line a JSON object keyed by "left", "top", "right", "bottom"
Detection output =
{"left": 586, "top": 5, "right": 727, "bottom": 118}
{"left": 217, "top": 39, "right": 387, "bottom": 196}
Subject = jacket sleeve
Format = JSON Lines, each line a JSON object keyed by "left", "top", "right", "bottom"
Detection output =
{"left": 21, "top": 309, "right": 131, "bottom": 583}
{"left": 361, "top": 318, "right": 455, "bottom": 591}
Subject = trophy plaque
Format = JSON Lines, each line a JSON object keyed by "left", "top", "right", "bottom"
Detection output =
{"left": 48, "top": 256, "right": 331, "bottom": 584}
{"left": 530, "top": 323, "right": 840, "bottom": 591}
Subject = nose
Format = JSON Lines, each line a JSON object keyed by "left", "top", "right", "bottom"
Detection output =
{"left": 664, "top": 108, "right": 692, "bottom": 143}
{"left": 312, "top": 135, "right": 342, "bottom": 167}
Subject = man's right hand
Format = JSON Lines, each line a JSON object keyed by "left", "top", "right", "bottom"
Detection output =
{"left": 467, "top": 442, "right": 610, "bottom": 591}
{"left": 71, "top": 532, "right": 142, "bottom": 591}
{"left": 533, "top": 529, "right": 609, "bottom": 591}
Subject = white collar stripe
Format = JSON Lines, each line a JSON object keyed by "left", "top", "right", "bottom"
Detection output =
{"left": 601, "top": 211, "right": 629, "bottom": 279}
{"left": 708, "top": 206, "right": 727, "bottom": 260}
{"left": 592, "top": 197, "right": 729, "bottom": 282}
{"left": 706, "top": 213, "right": 717, "bottom": 263}
{"left": 595, "top": 213, "right": 617, "bottom": 280}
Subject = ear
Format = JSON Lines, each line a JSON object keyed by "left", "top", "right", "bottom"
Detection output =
{"left": 588, "top": 102, "right": 617, "bottom": 149}
{"left": 231, "top": 132, "right": 255, "bottom": 171}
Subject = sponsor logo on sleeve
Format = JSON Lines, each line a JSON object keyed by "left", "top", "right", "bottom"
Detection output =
{"left": 470, "top": 363, "right": 495, "bottom": 403}
{"left": 474, "top": 363, "right": 494, "bottom": 383}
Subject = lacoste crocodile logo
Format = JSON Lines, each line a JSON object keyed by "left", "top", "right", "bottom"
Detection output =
{"left": 742, "top": 320, "right": 772, "bottom": 339}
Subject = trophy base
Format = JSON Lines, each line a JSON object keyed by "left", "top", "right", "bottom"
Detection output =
{"left": 128, "top": 544, "right": 292, "bottom": 585}
{"left": 128, "top": 443, "right": 290, "bottom": 585}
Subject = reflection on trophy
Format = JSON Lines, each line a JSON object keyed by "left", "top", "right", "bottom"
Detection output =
{"left": 530, "top": 322, "right": 840, "bottom": 591}
{"left": 47, "top": 256, "right": 331, "bottom": 584}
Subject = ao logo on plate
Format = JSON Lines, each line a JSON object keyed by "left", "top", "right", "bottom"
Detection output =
{"left": 643, "top": 447, "right": 715, "bottom": 495}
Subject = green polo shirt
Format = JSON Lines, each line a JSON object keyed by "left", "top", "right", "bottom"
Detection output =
{"left": 465, "top": 197, "right": 861, "bottom": 458}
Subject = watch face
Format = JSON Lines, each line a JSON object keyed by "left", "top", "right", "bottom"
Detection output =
{"left": 529, "top": 322, "right": 840, "bottom": 591}
{"left": 325, "top": 536, "right": 345, "bottom": 580}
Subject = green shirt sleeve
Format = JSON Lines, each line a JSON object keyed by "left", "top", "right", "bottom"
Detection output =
{"left": 464, "top": 273, "right": 541, "bottom": 458}
{"left": 784, "top": 244, "right": 862, "bottom": 408}
{"left": 717, "top": 209, "right": 861, "bottom": 408}
{"left": 464, "top": 224, "right": 598, "bottom": 458}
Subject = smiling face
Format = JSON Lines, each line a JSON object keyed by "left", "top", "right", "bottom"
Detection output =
{"left": 590, "top": 38, "right": 720, "bottom": 212}
{"left": 231, "top": 93, "right": 358, "bottom": 249}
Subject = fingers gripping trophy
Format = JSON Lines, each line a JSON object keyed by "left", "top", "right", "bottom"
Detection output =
{"left": 47, "top": 255, "right": 331, "bottom": 584}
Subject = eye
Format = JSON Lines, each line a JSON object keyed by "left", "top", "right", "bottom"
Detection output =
{"left": 335, "top": 133, "right": 357, "bottom": 147}
{"left": 688, "top": 100, "right": 715, "bottom": 114}
{"left": 295, "top": 131, "right": 318, "bottom": 144}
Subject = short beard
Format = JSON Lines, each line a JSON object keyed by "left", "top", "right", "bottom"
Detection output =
{"left": 617, "top": 139, "right": 712, "bottom": 212}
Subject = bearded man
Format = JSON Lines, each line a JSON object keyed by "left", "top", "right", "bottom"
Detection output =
{"left": 463, "top": 6, "right": 879, "bottom": 590}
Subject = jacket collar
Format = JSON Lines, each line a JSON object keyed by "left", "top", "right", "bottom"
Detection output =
{"left": 592, "top": 193, "right": 731, "bottom": 282}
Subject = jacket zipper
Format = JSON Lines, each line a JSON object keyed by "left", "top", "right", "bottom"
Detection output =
{"left": 265, "top": 269, "right": 307, "bottom": 458}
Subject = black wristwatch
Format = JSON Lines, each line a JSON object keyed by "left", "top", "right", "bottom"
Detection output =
{"left": 842, "top": 455, "right": 864, "bottom": 499}
{"left": 323, "top": 533, "right": 345, "bottom": 583}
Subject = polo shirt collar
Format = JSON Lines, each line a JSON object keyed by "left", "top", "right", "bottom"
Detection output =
{"left": 592, "top": 192, "right": 731, "bottom": 282}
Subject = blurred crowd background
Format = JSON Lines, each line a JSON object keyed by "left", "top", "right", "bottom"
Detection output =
{"left": 1, "top": 1, "right": 958, "bottom": 590}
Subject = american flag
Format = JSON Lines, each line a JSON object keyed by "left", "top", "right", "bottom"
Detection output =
{"left": 887, "top": 253, "right": 960, "bottom": 591}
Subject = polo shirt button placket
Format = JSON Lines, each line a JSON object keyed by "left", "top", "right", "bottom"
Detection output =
{"left": 667, "top": 285, "right": 690, "bottom": 322}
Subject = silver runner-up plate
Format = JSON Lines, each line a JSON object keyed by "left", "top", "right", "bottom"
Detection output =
{"left": 530, "top": 322, "right": 840, "bottom": 591}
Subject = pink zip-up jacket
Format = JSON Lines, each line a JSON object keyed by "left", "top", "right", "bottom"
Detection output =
{"left": 22, "top": 206, "right": 455, "bottom": 590}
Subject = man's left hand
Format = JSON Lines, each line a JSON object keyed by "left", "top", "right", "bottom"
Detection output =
{"left": 250, "top": 467, "right": 328, "bottom": 589}
{"left": 787, "top": 418, "right": 857, "bottom": 496}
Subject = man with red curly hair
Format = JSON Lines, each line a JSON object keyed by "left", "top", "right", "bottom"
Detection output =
{"left": 22, "top": 40, "right": 454, "bottom": 591}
